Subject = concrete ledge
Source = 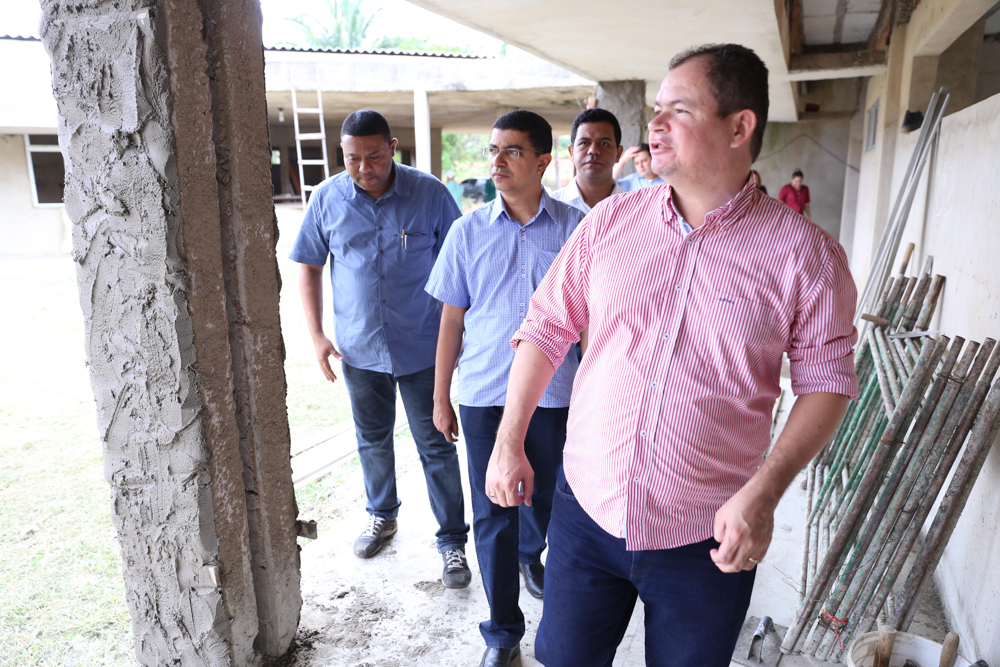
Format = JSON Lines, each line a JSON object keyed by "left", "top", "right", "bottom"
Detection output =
{"left": 787, "top": 50, "right": 888, "bottom": 81}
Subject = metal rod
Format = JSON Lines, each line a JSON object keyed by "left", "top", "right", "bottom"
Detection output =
{"left": 781, "top": 339, "right": 946, "bottom": 653}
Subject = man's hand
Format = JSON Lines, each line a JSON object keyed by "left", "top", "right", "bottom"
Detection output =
{"left": 434, "top": 399, "right": 460, "bottom": 443}
{"left": 711, "top": 484, "right": 775, "bottom": 572}
{"left": 312, "top": 335, "right": 343, "bottom": 383}
{"left": 612, "top": 145, "right": 641, "bottom": 179}
{"left": 485, "top": 435, "right": 534, "bottom": 507}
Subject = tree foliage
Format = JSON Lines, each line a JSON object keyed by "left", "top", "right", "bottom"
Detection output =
{"left": 442, "top": 133, "right": 490, "bottom": 181}
{"left": 285, "top": 0, "right": 379, "bottom": 50}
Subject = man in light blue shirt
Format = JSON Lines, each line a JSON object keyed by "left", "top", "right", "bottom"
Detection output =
{"left": 614, "top": 142, "right": 666, "bottom": 191}
{"left": 426, "top": 110, "right": 584, "bottom": 667}
{"left": 290, "top": 110, "right": 470, "bottom": 587}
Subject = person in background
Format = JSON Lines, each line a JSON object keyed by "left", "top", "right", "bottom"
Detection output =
{"left": 426, "top": 110, "right": 584, "bottom": 667}
{"left": 484, "top": 175, "right": 497, "bottom": 202}
{"left": 613, "top": 143, "right": 665, "bottom": 191}
{"left": 485, "top": 44, "right": 857, "bottom": 666}
{"left": 779, "top": 168, "right": 810, "bottom": 218}
{"left": 751, "top": 169, "right": 767, "bottom": 195}
{"left": 290, "top": 109, "right": 471, "bottom": 588}
{"left": 552, "top": 108, "right": 625, "bottom": 214}
{"left": 445, "top": 169, "right": 464, "bottom": 208}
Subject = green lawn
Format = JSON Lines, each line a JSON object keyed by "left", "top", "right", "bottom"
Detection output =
{"left": 0, "top": 246, "right": 354, "bottom": 665}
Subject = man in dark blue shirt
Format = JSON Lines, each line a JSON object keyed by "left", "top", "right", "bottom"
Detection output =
{"left": 290, "top": 110, "right": 470, "bottom": 587}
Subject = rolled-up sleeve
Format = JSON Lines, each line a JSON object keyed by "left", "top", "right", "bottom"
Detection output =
{"left": 511, "top": 215, "right": 593, "bottom": 371}
{"left": 788, "top": 238, "right": 860, "bottom": 399}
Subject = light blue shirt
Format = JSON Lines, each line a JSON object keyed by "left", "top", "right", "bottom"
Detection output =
{"left": 617, "top": 171, "right": 665, "bottom": 191}
{"left": 290, "top": 162, "right": 462, "bottom": 376}
{"left": 425, "top": 191, "right": 584, "bottom": 407}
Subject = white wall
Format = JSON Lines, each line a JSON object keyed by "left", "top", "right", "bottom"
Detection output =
{"left": 0, "top": 135, "right": 69, "bottom": 256}
{"left": 909, "top": 92, "right": 1000, "bottom": 664}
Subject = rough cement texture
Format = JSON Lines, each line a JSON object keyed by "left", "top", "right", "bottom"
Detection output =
{"left": 597, "top": 80, "right": 645, "bottom": 176}
{"left": 40, "top": 0, "right": 299, "bottom": 663}
{"left": 195, "top": 0, "right": 302, "bottom": 656}
{"left": 40, "top": 1, "right": 234, "bottom": 663}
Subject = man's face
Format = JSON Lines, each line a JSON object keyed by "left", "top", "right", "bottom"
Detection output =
{"left": 633, "top": 150, "right": 654, "bottom": 178}
{"left": 647, "top": 56, "right": 736, "bottom": 186}
{"left": 792, "top": 175, "right": 803, "bottom": 189}
{"left": 341, "top": 134, "right": 398, "bottom": 195}
{"left": 568, "top": 122, "right": 621, "bottom": 182}
{"left": 488, "top": 128, "right": 550, "bottom": 195}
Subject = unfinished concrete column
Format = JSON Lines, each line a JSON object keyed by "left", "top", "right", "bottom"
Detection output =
{"left": 414, "top": 88, "right": 432, "bottom": 173}
{"left": 40, "top": 0, "right": 300, "bottom": 664}
{"left": 597, "top": 80, "right": 645, "bottom": 176}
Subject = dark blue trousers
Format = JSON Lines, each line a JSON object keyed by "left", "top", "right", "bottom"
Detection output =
{"left": 341, "top": 363, "right": 468, "bottom": 552}
{"left": 460, "top": 405, "right": 568, "bottom": 649}
{"left": 536, "top": 468, "right": 756, "bottom": 667}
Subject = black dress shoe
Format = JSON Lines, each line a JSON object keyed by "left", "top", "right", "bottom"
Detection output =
{"left": 479, "top": 645, "right": 520, "bottom": 667}
{"left": 519, "top": 562, "right": 544, "bottom": 599}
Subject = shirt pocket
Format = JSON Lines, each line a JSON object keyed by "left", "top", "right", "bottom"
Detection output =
{"left": 708, "top": 290, "right": 784, "bottom": 352}
{"left": 531, "top": 250, "right": 560, "bottom": 288}
{"left": 402, "top": 230, "right": 435, "bottom": 253}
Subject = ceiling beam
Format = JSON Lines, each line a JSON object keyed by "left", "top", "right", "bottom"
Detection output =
{"left": 787, "top": 49, "right": 888, "bottom": 80}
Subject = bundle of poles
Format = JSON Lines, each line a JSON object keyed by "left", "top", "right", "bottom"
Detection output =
{"left": 781, "top": 248, "right": 1000, "bottom": 662}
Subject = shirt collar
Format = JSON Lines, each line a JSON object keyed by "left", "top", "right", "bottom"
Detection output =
{"left": 343, "top": 162, "right": 411, "bottom": 201}
{"left": 662, "top": 175, "right": 758, "bottom": 233}
{"left": 489, "top": 188, "right": 554, "bottom": 227}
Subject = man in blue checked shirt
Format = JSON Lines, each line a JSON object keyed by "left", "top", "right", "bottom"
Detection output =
{"left": 425, "top": 110, "right": 584, "bottom": 667}
{"left": 290, "top": 110, "right": 471, "bottom": 588}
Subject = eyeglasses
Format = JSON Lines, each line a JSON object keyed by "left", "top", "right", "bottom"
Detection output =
{"left": 483, "top": 146, "right": 548, "bottom": 160}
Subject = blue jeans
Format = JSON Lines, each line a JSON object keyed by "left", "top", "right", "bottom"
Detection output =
{"left": 341, "top": 363, "right": 468, "bottom": 553}
{"left": 536, "top": 468, "right": 756, "bottom": 667}
{"left": 460, "top": 405, "right": 568, "bottom": 649}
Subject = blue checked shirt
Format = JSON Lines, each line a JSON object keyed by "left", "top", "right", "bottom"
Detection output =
{"left": 290, "top": 162, "right": 462, "bottom": 377}
{"left": 425, "top": 191, "right": 584, "bottom": 407}
{"left": 617, "top": 172, "right": 665, "bottom": 191}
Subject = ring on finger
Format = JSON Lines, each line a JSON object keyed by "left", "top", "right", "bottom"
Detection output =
{"left": 748, "top": 556, "right": 759, "bottom": 564}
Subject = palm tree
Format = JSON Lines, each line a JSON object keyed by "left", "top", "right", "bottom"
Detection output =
{"left": 285, "top": 0, "right": 378, "bottom": 50}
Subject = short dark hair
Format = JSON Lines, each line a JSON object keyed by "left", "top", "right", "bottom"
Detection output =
{"left": 637, "top": 143, "right": 651, "bottom": 155}
{"left": 341, "top": 109, "right": 392, "bottom": 144}
{"left": 493, "top": 110, "right": 552, "bottom": 154}
{"left": 792, "top": 169, "right": 804, "bottom": 178}
{"left": 669, "top": 44, "right": 769, "bottom": 161}
{"left": 570, "top": 108, "right": 622, "bottom": 146}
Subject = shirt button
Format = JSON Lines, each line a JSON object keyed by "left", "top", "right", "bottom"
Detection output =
{"left": 521, "top": 236, "right": 526, "bottom": 241}
{"left": 675, "top": 284, "right": 682, "bottom": 290}
{"left": 379, "top": 249, "right": 384, "bottom": 255}
{"left": 521, "top": 264, "right": 526, "bottom": 269}
{"left": 634, "top": 476, "right": 640, "bottom": 482}
{"left": 651, "top": 381, "right": 657, "bottom": 388}
{"left": 640, "top": 430, "right": 647, "bottom": 437}
{"left": 664, "top": 333, "right": 670, "bottom": 339}
{"left": 377, "top": 226, "right": 383, "bottom": 230}
{"left": 686, "top": 237, "right": 695, "bottom": 244}
{"left": 383, "top": 322, "right": 388, "bottom": 326}
{"left": 520, "top": 302, "right": 524, "bottom": 306}
{"left": 521, "top": 274, "right": 525, "bottom": 279}
{"left": 382, "top": 300, "right": 386, "bottom": 304}
{"left": 381, "top": 275, "right": 386, "bottom": 279}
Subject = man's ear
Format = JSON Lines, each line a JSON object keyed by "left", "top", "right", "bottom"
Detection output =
{"left": 616, "top": 145, "right": 624, "bottom": 161}
{"left": 730, "top": 110, "right": 757, "bottom": 150}
{"left": 537, "top": 152, "right": 553, "bottom": 175}
{"left": 389, "top": 137, "right": 399, "bottom": 153}
{"left": 567, "top": 144, "right": 576, "bottom": 160}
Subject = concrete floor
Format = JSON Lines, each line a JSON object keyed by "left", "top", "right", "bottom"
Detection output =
{"left": 289, "top": 382, "right": 948, "bottom": 666}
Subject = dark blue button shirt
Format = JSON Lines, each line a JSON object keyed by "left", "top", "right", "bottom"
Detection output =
{"left": 289, "top": 162, "right": 462, "bottom": 376}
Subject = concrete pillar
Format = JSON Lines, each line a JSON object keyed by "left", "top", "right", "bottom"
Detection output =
{"left": 597, "top": 80, "right": 645, "bottom": 176}
{"left": 431, "top": 127, "right": 442, "bottom": 180}
{"left": 553, "top": 133, "right": 562, "bottom": 189}
{"left": 839, "top": 108, "right": 865, "bottom": 263}
{"left": 40, "top": 0, "right": 300, "bottom": 664}
{"left": 414, "top": 88, "right": 432, "bottom": 173}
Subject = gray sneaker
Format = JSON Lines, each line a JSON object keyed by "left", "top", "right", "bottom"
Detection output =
{"left": 353, "top": 515, "right": 397, "bottom": 559}
{"left": 441, "top": 547, "right": 472, "bottom": 589}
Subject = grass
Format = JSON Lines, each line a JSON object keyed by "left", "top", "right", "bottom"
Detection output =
{"left": 0, "top": 225, "right": 359, "bottom": 664}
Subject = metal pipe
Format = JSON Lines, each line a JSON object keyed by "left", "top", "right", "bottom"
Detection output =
{"left": 870, "top": 329, "right": 898, "bottom": 414}
{"left": 781, "top": 339, "right": 946, "bottom": 653}
{"left": 813, "top": 338, "right": 967, "bottom": 658}
{"left": 892, "top": 350, "right": 1000, "bottom": 630}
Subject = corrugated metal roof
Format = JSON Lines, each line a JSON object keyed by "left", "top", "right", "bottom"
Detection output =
{"left": 265, "top": 44, "right": 494, "bottom": 59}
{"left": 0, "top": 35, "right": 41, "bottom": 41}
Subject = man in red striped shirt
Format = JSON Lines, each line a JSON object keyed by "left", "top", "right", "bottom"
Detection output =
{"left": 485, "top": 44, "right": 859, "bottom": 666}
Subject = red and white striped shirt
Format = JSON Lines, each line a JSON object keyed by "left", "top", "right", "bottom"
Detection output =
{"left": 512, "top": 178, "right": 859, "bottom": 551}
